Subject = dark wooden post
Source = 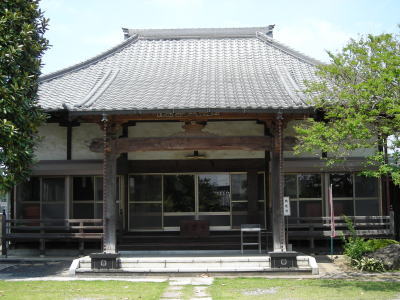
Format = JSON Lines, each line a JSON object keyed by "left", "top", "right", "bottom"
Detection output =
{"left": 1, "top": 210, "right": 6, "bottom": 256}
{"left": 270, "top": 112, "right": 286, "bottom": 252}
{"left": 102, "top": 115, "right": 118, "bottom": 253}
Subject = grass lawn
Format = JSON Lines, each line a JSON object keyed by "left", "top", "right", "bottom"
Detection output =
{"left": 0, "top": 280, "right": 168, "bottom": 300}
{"left": 210, "top": 278, "right": 400, "bottom": 300}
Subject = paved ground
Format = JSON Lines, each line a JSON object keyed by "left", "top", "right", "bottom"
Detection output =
{"left": 0, "top": 260, "right": 72, "bottom": 280}
{"left": 0, "top": 256, "right": 399, "bottom": 300}
{"left": 0, "top": 255, "right": 399, "bottom": 282}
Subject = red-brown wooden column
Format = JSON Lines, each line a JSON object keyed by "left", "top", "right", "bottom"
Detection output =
{"left": 270, "top": 112, "right": 286, "bottom": 252}
{"left": 102, "top": 116, "right": 118, "bottom": 253}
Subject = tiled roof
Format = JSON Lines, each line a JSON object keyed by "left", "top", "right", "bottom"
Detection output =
{"left": 38, "top": 26, "right": 320, "bottom": 114}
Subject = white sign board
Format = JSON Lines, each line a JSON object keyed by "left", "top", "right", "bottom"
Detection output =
{"left": 0, "top": 193, "right": 9, "bottom": 215}
{"left": 283, "top": 196, "right": 291, "bottom": 216}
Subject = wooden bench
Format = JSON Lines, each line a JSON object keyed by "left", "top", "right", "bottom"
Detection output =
{"left": 1, "top": 217, "right": 103, "bottom": 256}
{"left": 287, "top": 213, "right": 395, "bottom": 249}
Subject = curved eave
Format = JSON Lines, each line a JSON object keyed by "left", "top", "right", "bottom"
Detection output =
{"left": 39, "top": 34, "right": 139, "bottom": 83}
{"left": 256, "top": 32, "right": 323, "bottom": 66}
{"left": 44, "top": 106, "right": 315, "bottom": 116}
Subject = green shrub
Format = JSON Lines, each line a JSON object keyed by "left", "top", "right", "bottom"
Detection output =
{"left": 341, "top": 216, "right": 369, "bottom": 261}
{"left": 341, "top": 216, "right": 399, "bottom": 271}
{"left": 364, "top": 239, "right": 399, "bottom": 253}
{"left": 343, "top": 235, "right": 370, "bottom": 261}
{"left": 352, "top": 257, "right": 386, "bottom": 272}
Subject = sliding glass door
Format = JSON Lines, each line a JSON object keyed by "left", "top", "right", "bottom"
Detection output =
{"left": 128, "top": 173, "right": 253, "bottom": 231}
{"left": 163, "top": 175, "right": 195, "bottom": 227}
{"left": 198, "top": 174, "right": 231, "bottom": 228}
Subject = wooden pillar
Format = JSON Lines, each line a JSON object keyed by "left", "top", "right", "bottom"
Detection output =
{"left": 270, "top": 113, "right": 286, "bottom": 252}
{"left": 102, "top": 116, "right": 117, "bottom": 253}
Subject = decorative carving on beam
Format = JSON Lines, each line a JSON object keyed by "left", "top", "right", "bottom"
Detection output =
{"left": 171, "top": 121, "right": 216, "bottom": 137}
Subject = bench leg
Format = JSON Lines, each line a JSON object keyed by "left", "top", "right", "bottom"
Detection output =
{"left": 79, "top": 240, "right": 84, "bottom": 255}
{"left": 310, "top": 238, "right": 315, "bottom": 250}
{"left": 1, "top": 238, "right": 6, "bottom": 257}
{"left": 40, "top": 239, "right": 45, "bottom": 256}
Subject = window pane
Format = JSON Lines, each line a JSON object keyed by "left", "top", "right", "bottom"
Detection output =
{"left": 298, "top": 174, "right": 321, "bottom": 198}
{"left": 355, "top": 199, "right": 379, "bottom": 216}
{"left": 198, "top": 215, "right": 230, "bottom": 226}
{"left": 299, "top": 201, "right": 322, "bottom": 217}
{"left": 333, "top": 200, "right": 354, "bottom": 216}
{"left": 331, "top": 174, "right": 353, "bottom": 198}
{"left": 257, "top": 174, "right": 265, "bottom": 200}
{"left": 42, "top": 178, "right": 65, "bottom": 202}
{"left": 129, "top": 203, "right": 162, "bottom": 229}
{"left": 231, "top": 174, "right": 247, "bottom": 200}
{"left": 73, "top": 177, "right": 94, "bottom": 201}
{"left": 284, "top": 175, "right": 297, "bottom": 199}
{"left": 129, "top": 175, "right": 162, "bottom": 202}
{"left": 355, "top": 176, "right": 378, "bottom": 198}
{"left": 42, "top": 203, "right": 65, "bottom": 219}
{"left": 18, "top": 203, "right": 40, "bottom": 219}
{"left": 163, "top": 175, "right": 195, "bottom": 212}
{"left": 17, "top": 177, "right": 40, "bottom": 202}
{"left": 164, "top": 215, "right": 195, "bottom": 227}
{"left": 73, "top": 203, "right": 94, "bottom": 219}
{"left": 95, "top": 177, "right": 120, "bottom": 201}
{"left": 198, "top": 174, "right": 230, "bottom": 212}
{"left": 95, "top": 203, "right": 103, "bottom": 219}
{"left": 95, "top": 177, "right": 103, "bottom": 201}
{"left": 232, "top": 202, "right": 248, "bottom": 228}
{"left": 288, "top": 201, "right": 299, "bottom": 221}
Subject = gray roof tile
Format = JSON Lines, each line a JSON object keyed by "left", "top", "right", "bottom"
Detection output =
{"left": 38, "top": 27, "right": 320, "bottom": 114}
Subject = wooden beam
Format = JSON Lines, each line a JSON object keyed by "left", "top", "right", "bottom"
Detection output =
{"left": 90, "top": 136, "right": 274, "bottom": 153}
{"left": 77, "top": 112, "right": 309, "bottom": 124}
{"left": 90, "top": 135, "right": 298, "bottom": 154}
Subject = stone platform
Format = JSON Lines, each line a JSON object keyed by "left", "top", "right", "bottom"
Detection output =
{"left": 69, "top": 250, "right": 319, "bottom": 275}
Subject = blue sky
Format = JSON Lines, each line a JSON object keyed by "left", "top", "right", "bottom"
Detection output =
{"left": 39, "top": 0, "right": 399, "bottom": 75}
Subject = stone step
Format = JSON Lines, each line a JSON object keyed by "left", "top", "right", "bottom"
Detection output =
{"left": 79, "top": 256, "right": 271, "bottom": 263}
{"left": 79, "top": 256, "right": 272, "bottom": 269}
{"left": 76, "top": 266, "right": 306, "bottom": 273}
{"left": 79, "top": 261, "right": 271, "bottom": 269}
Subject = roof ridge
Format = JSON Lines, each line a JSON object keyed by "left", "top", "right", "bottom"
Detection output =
{"left": 256, "top": 32, "right": 322, "bottom": 66}
{"left": 123, "top": 26, "right": 275, "bottom": 39}
{"left": 39, "top": 34, "right": 138, "bottom": 82}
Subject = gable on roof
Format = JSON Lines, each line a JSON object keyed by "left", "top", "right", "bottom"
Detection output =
{"left": 38, "top": 26, "right": 320, "bottom": 115}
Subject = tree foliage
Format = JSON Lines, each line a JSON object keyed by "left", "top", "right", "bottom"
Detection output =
{"left": 0, "top": 0, "right": 48, "bottom": 192}
{"left": 294, "top": 32, "right": 400, "bottom": 184}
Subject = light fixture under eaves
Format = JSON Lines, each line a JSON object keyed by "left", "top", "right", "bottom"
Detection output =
{"left": 185, "top": 150, "right": 206, "bottom": 159}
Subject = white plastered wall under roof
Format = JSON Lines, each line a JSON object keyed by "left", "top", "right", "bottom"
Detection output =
{"left": 35, "top": 124, "right": 67, "bottom": 160}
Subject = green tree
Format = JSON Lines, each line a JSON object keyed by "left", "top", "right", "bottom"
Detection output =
{"left": 0, "top": 0, "right": 48, "bottom": 192}
{"left": 294, "top": 32, "right": 400, "bottom": 184}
